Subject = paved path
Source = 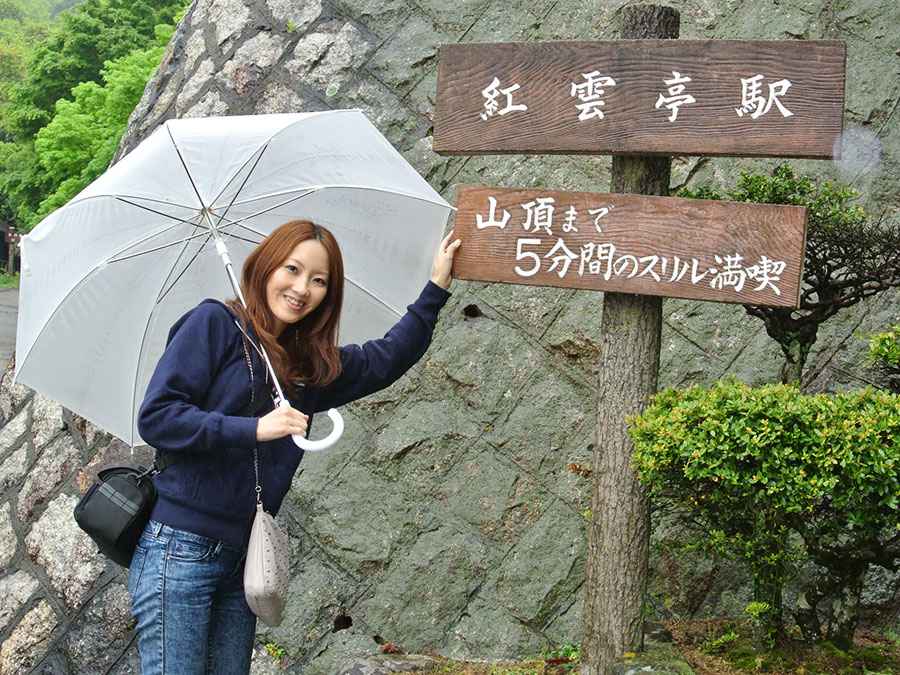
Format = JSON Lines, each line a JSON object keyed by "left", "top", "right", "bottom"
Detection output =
{"left": 0, "top": 288, "right": 18, "bottom": 372}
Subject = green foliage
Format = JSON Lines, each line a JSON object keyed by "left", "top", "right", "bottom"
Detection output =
{"left": 540, "top": 643, "right": 580, "bottom": 663}
{"left": 0, "top": 139, "right": 54, "bottom": 225}
{"left": 0, "top": 272, "right": 18, "bottom": 287}
{"left": 868, "top": 324, "right": 900, "bottom": 394}
{"left": 678, "top": 164, "right": 900, "bottom": 385}
{"left": 0, "top": 4, "right": 54, "bottom": 110}
{"left": 744, "top": 602, "right": 771, "bottom": 622}
{"left": 0, "top": 0, "right": 79, "bottom": 21}
{"left": 30, "top": 39, "right": 165, "bottom": 224}
{"left": 3, "top": 0, "right": 181, "bottom": 138}
{"left": 700, "top": 628, "right": 739, "bottom": 654}
{"left": 679, "top": 164, "right": 866, "bottom": 231}
{"left": 744, "top": 601, "right": 777, "bottom": 649}
{"left": 263, "top": 641, "right": 286, "bottom": 663}
{"left": 630, "top": 379, "right": 900, "bottom": 640}
{"left": 0, "top": 0, "right": 184, "bottom": 230}
{"left": 869, "top": 325, "right": 900, "bottom": 369}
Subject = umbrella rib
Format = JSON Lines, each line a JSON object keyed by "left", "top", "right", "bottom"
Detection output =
{"left": 166, "top": 123, "right": 208, "bottom": 210}
{"left": 217, "top": 186, "right": 314, "bottom": 209}
{"left": 107, "top": 216, "right": 254, "bottom": 265}
{"left": 153, "top": 235, "right": 212, "bottom": 306}
{"left": 115, "top": 197, "right": 201, "bottom": 228}
{"left": 90, "top": 220, "right": 191, "bottom": 266}
{"left": 153, "top": 217, "right": 257, "bottom": 305}
{"left": 130, "top": 220, "right": 208, "bottom": 447}
{"left": 220, "top": 229, "right": 264, "bottom": 247}
{"left": 343, "top": 274, "right": 402, "bottom": 317}
{"left": 210, "top": 144, "right": 269, "bottom": 226}
{"left": 211, "top": 188, "right": 318, "bottom": 229}
{"left": 208, "top": 213, "right": 268, "bottom": 239}
{"left": 108, "top": 228, "right": 216, "bottom": 264}
{"left": 115, "top": 195, "right": 198, "bottom": 211}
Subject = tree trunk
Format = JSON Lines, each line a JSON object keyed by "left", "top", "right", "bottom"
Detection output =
{"left": 826, "top": 567, "right": 866, "bottom": 650}
{"left": 776, "top": 322, "right": 819, "bottom": 385}
{"left": 581, "top": 8, "right": 678, "bottom": 673}
{"left": 751, "top": 568, "right": 784, "bottom": 647}
{"left": 779, "top": 336, "right": 811, "bottom": 385}
{"left": 795, "top": 586, "right": 825, "bottom": 643}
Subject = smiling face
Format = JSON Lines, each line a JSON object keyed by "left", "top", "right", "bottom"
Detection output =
{"left": 265, "top": 238, "right": 330, "bottom": 336}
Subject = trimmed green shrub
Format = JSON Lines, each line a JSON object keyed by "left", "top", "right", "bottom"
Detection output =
{"left": 629, "top": 379, "right": 900, "bottom": 647}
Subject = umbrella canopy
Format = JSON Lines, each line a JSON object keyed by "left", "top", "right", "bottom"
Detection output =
{"left": 15, "top": 110, "right": 452, "bottom": 448}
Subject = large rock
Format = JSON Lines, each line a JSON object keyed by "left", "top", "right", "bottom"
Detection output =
{"left": 30, "top": 393, "right": 64, "bottom": 451}
{"left": 285, "top": 21, "right": 373, "bottom": 92}
{"left": 65, "top": 584, "right": 135, "bottom": 675}
{"left": 25, "top": 494, "right": 107, "bottom": 610}
{"left": 0, "top": 501, "right": 15, "bottom": 569}
{"left": 267, "top": 0, "right": 323, "bottom": 31}
{"left": 0, "top": 405, "right": 29, "bottom": 458}
{"left": 194, "top": 0, "right": 251, "bottom": 50}
{"left": 175, "top": 57, "right": 216, "bottom": 113}
{"left": 0, "top": 571, "right": 39, "bottom": 632}
{"left": 17, "top": 434, "right": 80, "bottom": 521}
{"left": 0, "top": 365, "right": 32, "bottom": 425}
{"left": 0, "top": 600, "right": 57, "bottom": 675}
{"left": 0, "top": 445, "right": 27, "bottom": 493}
{"left": 218, "top": 33, "right": 288, "bottom": 95}
{"left": 337, "top": 655, "right": 441, "bottom": 674}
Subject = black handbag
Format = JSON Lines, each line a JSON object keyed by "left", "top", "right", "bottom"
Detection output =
{"left": 73, "top": 464, "right": 159, "bottom": 567}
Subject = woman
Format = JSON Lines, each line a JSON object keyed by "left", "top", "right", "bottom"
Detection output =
{"left": 130, "top": 219, "right": 461, "bottom": 674}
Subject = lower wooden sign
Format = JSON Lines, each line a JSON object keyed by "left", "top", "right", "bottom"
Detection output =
{"left": 452, "top": 186, "right": 807, "bottom": 308}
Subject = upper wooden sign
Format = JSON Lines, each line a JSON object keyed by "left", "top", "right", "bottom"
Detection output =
{"left": 434, "top": 41, "right": 846, "bottom": 158}
{"left": 452, "top": 186, "right": 808, "bottom": 308}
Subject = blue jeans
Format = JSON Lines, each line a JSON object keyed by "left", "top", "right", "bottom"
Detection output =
{"left": 128, "top": 520, "right": 257, "bottom": 674}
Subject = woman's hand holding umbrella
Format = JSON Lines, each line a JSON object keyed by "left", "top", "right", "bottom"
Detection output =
{"left": 257, "top": 405, "right": 309, "bottom": 442}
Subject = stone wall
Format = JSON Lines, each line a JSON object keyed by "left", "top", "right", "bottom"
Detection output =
{"left": 2, "top": 0, "right": 899, "bottom": 672}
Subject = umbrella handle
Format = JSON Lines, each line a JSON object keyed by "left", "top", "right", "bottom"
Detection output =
{"left": 278, "top": 399, "right": 344, "bottom": 452}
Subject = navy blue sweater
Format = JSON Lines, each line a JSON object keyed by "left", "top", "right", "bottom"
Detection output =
{"left": 138, "top": 281, "right": 450, "bottom": 548}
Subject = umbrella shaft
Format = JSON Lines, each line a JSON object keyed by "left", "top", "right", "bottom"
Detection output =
{"left": 207, "top": 217, "right": 289, "bottom": 406}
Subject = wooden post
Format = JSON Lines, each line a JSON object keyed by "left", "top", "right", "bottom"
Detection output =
{"left": 581, "top": 6, "right": 678, "bottom": 674}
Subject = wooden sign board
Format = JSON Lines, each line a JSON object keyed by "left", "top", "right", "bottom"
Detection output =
{"left": 435, "top": 40, "right": 845, "bottom": 158}
{"left": 452, "top": 186, "right": 807, "bottom": 308}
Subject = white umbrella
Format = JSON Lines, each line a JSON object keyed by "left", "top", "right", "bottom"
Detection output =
{"left": 14, "top": 110, "right": 452, "bottom": 451}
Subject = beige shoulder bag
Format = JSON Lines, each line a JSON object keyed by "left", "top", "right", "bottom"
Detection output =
{"left": 238, "top": 329, "right": 291, "bottom": 627}
{"left": 244, "top": 447, "right": 290, "bottom": 626}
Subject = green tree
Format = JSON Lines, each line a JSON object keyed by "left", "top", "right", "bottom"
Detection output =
{"left": 0, "top": 1, "right": 24, "bottom": 21}
{"left": 0, "top": 0, "right": 183, "bottom": 230}
{"left": 680, "top": 165, "right": 900, "bottom": 386}
{"left": 4, "top": 0, "right": 180, "bottom": 138}
{"left": 31, "top": 25, "right": 171, "bottom": 224}
{"left": 0, "top": 140, "right": 53, "bottom": 226}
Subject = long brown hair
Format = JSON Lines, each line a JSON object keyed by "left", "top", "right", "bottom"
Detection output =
{"left": 226, "top": 220, "right": 344, "bottom": 392}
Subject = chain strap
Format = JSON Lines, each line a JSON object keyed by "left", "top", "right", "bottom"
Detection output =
{"left": 236, "top": 322, "right": 263, "bottom": 505}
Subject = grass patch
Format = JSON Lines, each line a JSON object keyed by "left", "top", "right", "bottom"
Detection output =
{"left": 668, "top": 619, "right": 900, "bottom": 674}
{"left": 0, "top": 272, "right": 18, "bottom": 288}
{"left": 388, "top": 624, "right": 898, "bottom": 675}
